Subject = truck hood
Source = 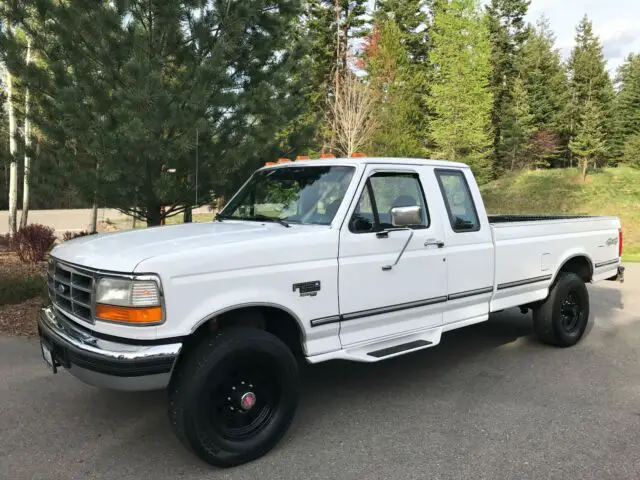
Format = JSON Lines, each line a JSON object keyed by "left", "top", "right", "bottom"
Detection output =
{"left": 51, "top": 221, "right": 308, "bottom": 272}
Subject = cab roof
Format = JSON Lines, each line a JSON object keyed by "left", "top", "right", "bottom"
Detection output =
{"left": 261, "top": 157, "right": 470, "bottom": 170}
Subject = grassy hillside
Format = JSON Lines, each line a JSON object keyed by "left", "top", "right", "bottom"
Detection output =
{"left": 481, "top": 167, "right": 640, "bottom": 262}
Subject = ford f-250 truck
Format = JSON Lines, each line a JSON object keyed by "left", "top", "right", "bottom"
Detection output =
{"left": 38, "top": 157, "right": 624, "bottom": 467}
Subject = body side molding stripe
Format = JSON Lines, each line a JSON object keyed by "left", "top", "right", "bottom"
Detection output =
{"left": 310, "top": 275, "right": 556, "bottom": 327}
{"left": 309, "top": 315, "right": 341, "bottom": 327}
{"left": 594, "top": 259, "right": 619, "bottom": 268}
{"left": 310, "top": 296, "right": 447, "bottom": 327}
{"left": 341, "top": 296, "right": 448, "bottom": 321}
{"left": 497, "top": 274, "right": 552, "bottom": 291}
{"left": 447, "top": 286, "right": 494, "bottom": 301}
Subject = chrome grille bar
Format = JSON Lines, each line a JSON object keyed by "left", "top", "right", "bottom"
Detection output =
{"left": 47, "top": 259, "right": 95, "bottom": 323}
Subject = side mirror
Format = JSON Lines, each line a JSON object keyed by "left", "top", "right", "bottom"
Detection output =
{"left": 391, "top": 205, "right": 422, "bottom": 227}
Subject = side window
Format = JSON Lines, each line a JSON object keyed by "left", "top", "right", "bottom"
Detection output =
{"left": 349, "top": 172, "right": 429, "bottom": 233}
{"left": 435, "top": 169, "right": 480, "bottom": 232}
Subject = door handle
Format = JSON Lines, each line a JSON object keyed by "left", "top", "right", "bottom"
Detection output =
{"left": 424, "top": 239, "right": 445, "bottom": 248}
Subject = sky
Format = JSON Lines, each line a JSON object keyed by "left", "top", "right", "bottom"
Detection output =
{"left": 526, "top": 0, "right": 640, "bottom": 72}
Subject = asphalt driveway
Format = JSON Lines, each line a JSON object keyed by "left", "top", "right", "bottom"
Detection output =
{"left": 1, "top": 266, "right": 639, "bottom": 480}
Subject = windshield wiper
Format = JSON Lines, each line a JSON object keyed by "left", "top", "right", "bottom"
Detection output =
{"left": 216, "top": 213, "right": 290, "bottom": 228}
{"left": 252, "top": 214, "right": 290, "bottom": 228}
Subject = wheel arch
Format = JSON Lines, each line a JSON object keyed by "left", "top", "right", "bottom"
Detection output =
{"left": 187, "top": 302, "right": 308, "bottom": 356}
{"left": 553, "top": 253, "right": 594, "bottom": 284}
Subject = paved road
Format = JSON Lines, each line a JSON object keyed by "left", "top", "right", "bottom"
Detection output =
{"left": 1, "top": 267, "right": 639, "bottom": 480}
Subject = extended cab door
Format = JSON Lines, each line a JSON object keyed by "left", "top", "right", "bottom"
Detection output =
{"left": 434, "top": 168, "right": 495, "bottom": 328}
{"left": 338, "top": 165, "right": 447, "bottom": 346}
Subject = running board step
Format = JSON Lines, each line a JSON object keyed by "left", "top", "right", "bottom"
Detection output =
{"left": 368, "top": 340, "right": 432, "bottom": 358}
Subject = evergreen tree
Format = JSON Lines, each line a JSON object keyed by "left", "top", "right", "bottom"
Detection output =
{"left": 2, "top": 0, "right": 302, "bottom": 226}
{"left": 486, "top": 0, "right": 530, "bottom": 172}
{"left": 622, "top": 134, "right": 640, "bottom": 169}
{"left": 614, "top": 53, "right": 640, "bottom": 162}
{"left": 566, "top": 15, "right": 614, "bottom": 164}
{"left": 569, "top": 99, "right": 606, "bottom": 180}
{"left": 502, "top": 76, "right": 534, "bottom": 170}
{"left": 519, "top": 17, "right": 568, "bottom": 132}
{"left": 365, "top": 20, "right": 426, "bottom": 157}
{"left": 518, "top": 16, "right": 569, "bottom": 165}
{"left": 373, "top": 0, "right": 428, "bottom": 63}
{"left": 428, "top": 0, "right": 493, "bottom": 182}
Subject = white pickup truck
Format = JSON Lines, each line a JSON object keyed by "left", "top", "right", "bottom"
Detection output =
{"left": 38, "top": 157, "right": 624, "bottom": 467}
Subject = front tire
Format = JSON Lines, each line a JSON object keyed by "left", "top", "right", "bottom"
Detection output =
{"left": 532, "top": 272, "right": 590, "bottom": 347}
{"left": 168, "top": 327, "right": 299, "bottom": 468}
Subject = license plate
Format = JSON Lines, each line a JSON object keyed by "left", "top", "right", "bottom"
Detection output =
{"left": 41, "top": 342, "right": 56, "bottom": 373}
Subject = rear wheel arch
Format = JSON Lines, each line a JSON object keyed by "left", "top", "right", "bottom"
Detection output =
{"left": 554, "top": 254, "right": 593, "bottom": 284}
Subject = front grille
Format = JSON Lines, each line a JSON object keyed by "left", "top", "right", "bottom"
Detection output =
{"left": 47, "top": 259, "right": 95, "bottom": 323}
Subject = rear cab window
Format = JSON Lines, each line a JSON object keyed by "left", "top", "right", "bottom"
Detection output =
{"left": 435, "top": 169, "right": 480, "bottom": 232}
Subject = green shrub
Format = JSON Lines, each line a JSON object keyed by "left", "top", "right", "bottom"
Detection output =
{"left": 0, "top": 275, "right": 48, "bottom": 306}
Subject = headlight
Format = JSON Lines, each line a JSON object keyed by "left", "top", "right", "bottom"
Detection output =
{"left": 95, "top": 276, "right": 163, "bottom": 325}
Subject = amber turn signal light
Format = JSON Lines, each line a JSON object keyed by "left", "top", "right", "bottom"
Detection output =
{"left": 95, "top": 304, "right": 163, "bottom": 324}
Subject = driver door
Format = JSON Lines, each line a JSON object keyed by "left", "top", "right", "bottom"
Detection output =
{"left": 338, "top": 166, "right": 447, "bottom": 346}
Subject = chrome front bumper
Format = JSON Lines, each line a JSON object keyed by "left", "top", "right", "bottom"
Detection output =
{"left": 37, "top": 307, "right": 182, "bottom": 391}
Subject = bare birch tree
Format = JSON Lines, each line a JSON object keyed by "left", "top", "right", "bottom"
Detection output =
{"left": 20, "top": 38, "right": 32, "bottom": 229}
{"left": 3, "top": 18, "right": 18, "bottom": 236}
{"left": 326, "top": 72, "right": 377, "bottom": 157}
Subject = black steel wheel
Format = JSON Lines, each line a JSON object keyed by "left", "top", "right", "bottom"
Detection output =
{"left": 169, "top": 327, "right": 299, "bottom": 468}
{"left": 533, "top": 272, "right": 590, "bottom": 347}
{"left": 560, "top": 290, "right": 583, "bottom": 334}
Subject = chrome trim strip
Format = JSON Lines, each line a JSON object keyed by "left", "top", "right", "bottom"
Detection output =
{"left": 594, "top": 259, "right": 619, "bottom": 268}
{"left": 497, "top": 274, "right": 552, "bottom": 291}
{"left": 447, "top": 286, "right": 494, "bottom": 301}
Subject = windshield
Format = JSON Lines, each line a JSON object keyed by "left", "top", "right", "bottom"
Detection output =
{"left": 220, "top": 165, "right": 355, "bottom": 225}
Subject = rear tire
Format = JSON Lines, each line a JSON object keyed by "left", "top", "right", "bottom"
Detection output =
{"left": 168, "top": 327, "right": 299, "bottom": 468}
{"left": 532, "top": 272, "right": 590, "bottom": 347}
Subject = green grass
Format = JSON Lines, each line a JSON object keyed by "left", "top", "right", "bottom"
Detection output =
{"left": 0, "top": 275, "right": 48, "bottom": 306}
{"left": 481, "top": 167, "right": 640, "bottom": 262}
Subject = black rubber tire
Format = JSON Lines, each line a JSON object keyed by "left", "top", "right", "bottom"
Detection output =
{"left": 532, "top": 272, "right": 590, "bottom": 347}
{"left": 168, "top": 327, "right": 299, "bottom": 468}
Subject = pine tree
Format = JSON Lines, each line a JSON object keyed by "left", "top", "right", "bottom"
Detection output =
{"left": 519, "top": 17, "right": 568, "bottom": 131}
{"left": 2, "top": 0, "right": 303, "bottom": 226}
{"left": 373, "top": 0, "right": 428, "bottom": 63}
{"left": 502, "top": 76, "right": 535, "bottom": 170}
{"left": 566, "top": 15, "right": 614, "bottom": 165}
{"left": 486, "top": 0, "right": 530, "bottom": 172}
{"left": 365, "top": 20, "right": 426, "bottom": 157}
{"left": 614, "top": 53, "right": 640, "bottom": 163}
{"left": 569, "top": 99, "right": 606, "bottom": 180}
{"left": 622, "top": 134, "right": 640, "bottom": 168}
{"left": 428, "top": 0, "right": 493, "bottom": 182}
{"left": 518, "top": 16, "right": 569, "bottom": 166}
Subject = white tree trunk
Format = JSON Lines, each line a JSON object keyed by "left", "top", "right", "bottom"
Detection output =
{"left": 90, "top": 202, "right": 98, "bottom": 233}
{"left": 20, "top": 39, "right": 32, "bottom": 229}
{"left": 6, "top": 35, "right": 18, "bottom": 236}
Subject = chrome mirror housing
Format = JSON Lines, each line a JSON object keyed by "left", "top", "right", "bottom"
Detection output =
{"left": 391, "top": 206, "right": 421, "bottom": 227}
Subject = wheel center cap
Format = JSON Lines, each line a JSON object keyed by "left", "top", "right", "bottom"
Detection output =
{"left": 240, "top": 391, "right": 256, "bottom": 410}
